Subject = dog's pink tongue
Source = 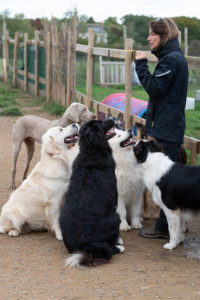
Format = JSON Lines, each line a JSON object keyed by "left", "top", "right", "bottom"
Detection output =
{"left": 64, "top": 135, "right": 74, "bottom": 143}
{"left": 124, "top": 140, "right": 136, "bottom": 146}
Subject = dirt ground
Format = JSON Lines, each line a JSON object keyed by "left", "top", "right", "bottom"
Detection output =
{"left": 0, "top": 98, "right": 200, "bottom": 300}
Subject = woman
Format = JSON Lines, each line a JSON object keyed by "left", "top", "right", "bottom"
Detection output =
{"left": 135, "top": 17, "right": 188, "bottom": 238}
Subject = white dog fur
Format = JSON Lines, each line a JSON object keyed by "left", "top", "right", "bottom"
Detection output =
{"left": 0, "top": 125, "right": 79, "bottom": 239}
{"left": 9, "top": 102, "right": 95, "bottom": 190}
{"left": 109, "top": 129, "right": 145, "bottom": 231}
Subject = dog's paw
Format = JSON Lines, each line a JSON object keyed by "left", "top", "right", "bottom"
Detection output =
{"left": 131, "top": 222, "right": 143, "bottom": 229}
{"left": 56, "top": 235, "right": 63, "bottom": 241}
{"left": 117, "top": 237, "right": 124, "bottom": 245}
{"left": 142, "top": 213, "right": 151, "bottom": 220}
{"left": 178, "top": 234, "right": 185, "bottom": 243}
{"left": 55, "top": 232, "right": 63, "bottom": 241}
{"left": 163, "top": 242, "right": 177, "bottom": 250}
{"left": 152, "top": 207, "right": 160, "bottom": 220}
{"left": 152, "top": 213, "right": 160, "bottom": 220}
{"left": 0, "top": 225, "right": 6, "bottom": 233}
{"left": 116, "top": 245, "right": 125, "bottom": 253}
{"left": 120, "top": 222, "right": 131, "bottom": 231}
{"left": 8, "top": 230, "right": 19, "bottom": 237}
{"left": 8, "top": 184, "right": 16, "bottom": 190}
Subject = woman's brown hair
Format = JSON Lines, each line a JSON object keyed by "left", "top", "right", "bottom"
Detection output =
{"left": 149, "top": 18, "right": 179, "bottom": 49}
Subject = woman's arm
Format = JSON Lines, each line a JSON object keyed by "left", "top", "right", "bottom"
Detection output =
{"left": 135, "top": 53, "right": 176, "bottom": 98}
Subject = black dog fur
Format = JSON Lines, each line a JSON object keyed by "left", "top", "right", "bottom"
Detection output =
{"left": 59, "top": 119, "right": 122, "bottom": 268}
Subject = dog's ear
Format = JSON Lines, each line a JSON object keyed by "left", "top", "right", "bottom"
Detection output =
{"left": 148, "top": 140, "right": 163, "bottom": 153}
{"left": 135, "top": 122, "right": 147, "bottom": 138}
{"left": 44, "top": 136, "right": 61, "bottom": 155}
{"left": 133, "top": 140, "right": 148, "bottom": 163}
{"left": 107, "top": 112, "right": 113, "bottom": 119}
{"left": 67, "top": 103, "right": 80, "bottom": 123}
{"left": 102, "top": 119, "right": 115, "bottom": 133}
{"left": 118, "top": 113, "right": 124, "bottom": 122}
{"left": 97, "top": 111, "right": 105, "bottom": 121}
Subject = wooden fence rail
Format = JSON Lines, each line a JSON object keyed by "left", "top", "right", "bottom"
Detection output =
{"left": 2, "top": 23, "right": 200, "bottom": 165}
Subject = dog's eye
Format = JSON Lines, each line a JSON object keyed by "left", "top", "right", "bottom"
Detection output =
{"left": 60, "top": 128, "right": 63, "bottom": 132}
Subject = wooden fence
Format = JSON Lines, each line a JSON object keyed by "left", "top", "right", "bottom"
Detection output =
{"left": 99, "top": 56, "right": 126, "bottom": 84}
{"left": 2, "top": 23, "right": 200, "bottom": 165}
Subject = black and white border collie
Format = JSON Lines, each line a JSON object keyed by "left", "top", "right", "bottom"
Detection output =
{"left": 59, "top": 119, "right": 124, "bottom": 268}
{"left": 133, "top": 139, "right": 200, "bottom": 250}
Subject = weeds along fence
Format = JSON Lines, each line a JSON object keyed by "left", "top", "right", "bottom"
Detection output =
{"left": 2, "top": 21, "right": 200, "bottom": 165}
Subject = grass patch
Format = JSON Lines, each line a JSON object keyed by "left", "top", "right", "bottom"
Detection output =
{"left": 0, "top": 59, "right": 3, "bottom": 76}
{"left": 43, "top": 101, "right": 66, "bottom": 116}
{"left": 0, "top": 81, "right": 28, "bottom": 98}
{"left": 185, "top": 101, "right": 200, "bottom": 139}
{"left": 77, "top": 84, "right": 148, "bottom": 102}
{"left": 0, "top": 80, "right": 66, "bottom": 117}
{"left": 0, "top": 94, "right": 17, "bottom": 102}
{"left": 32, "top": 96, "right": 47, "bottom": 106}
{"left": 0, "top": 81, "right": 26, "bottom": 115}
{"left": 0, "top": 101, "right": 9, "bottom": 107}
{"left": 0, "top": 107, "right": 22, "bottom": 116}
{"left": 0, "top": 80, "right": 46, "bottom": 115}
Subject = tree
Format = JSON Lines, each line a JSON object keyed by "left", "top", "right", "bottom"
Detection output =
{"left": 30, "top": 18, "right": 44, "bottom": 31}
{"left": 0, "top": 12, "right": 34, "bottom": 40}
{"left": 121, "top": 14, "right": 154, "bottom": 47}
{"left": 87, "top": 17, "right": 95, "bottom": 24}
{"left": 173, "top": 17, "right": 200, "bottom": 43}
{"left": 104, "top": 17, "right": 124, "bottom": 48}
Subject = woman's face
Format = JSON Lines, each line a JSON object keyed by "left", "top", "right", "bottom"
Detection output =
{"left": 147, "top": 27, "right": 161, "bottom": 50}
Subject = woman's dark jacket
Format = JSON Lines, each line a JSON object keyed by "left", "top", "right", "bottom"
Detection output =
{"left": 135, "top": 38, "right": 188, "bottom": 144}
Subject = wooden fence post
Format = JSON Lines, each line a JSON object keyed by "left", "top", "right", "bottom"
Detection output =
{"left": 94, "top": 102, "right": 99, "bottom": 118}
{"left": 190, "top": 141, "right": 197, "bottom": 165}
{"left": 66, "top": 28, "right": 72, "bottom": 108}
{"left": 34, "top": 30, "right": 39, "bottom": 97}
{"left": 3, "top": 21, "right": 9, "bottom": 82}
{"left": 99, "top": 56, "right": 103, "bottom": 84}
{"left": 4, "top": 32, "right": 9, "bottom": 82}
{"left": 184, "top": 27, "right": 188, "bottom": 56}
{"left": 12, "top": 32, "right": 19, "bottom": 87}
{"left": 178, "top": 30, "right": 181, "bottom": 47}
{"left": 46, "top": 31, "right": 51, "bottom": 103}
{"left": 71, "top": 16, "right": 77, "bottom": 102}
{"left": 123, "top": 25, "right": 127, "bottom": 49}
{"left": 24, "top": 33, "right": 28, "bottom": 92}
{"left": 86, "top": 28, "right": 94, "bottom": 110}
{"left": 125, "top": 39, "right": 133, "bottom": 130}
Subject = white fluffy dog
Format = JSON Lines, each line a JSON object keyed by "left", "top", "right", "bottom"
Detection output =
{"left": 108, "top": 128, "right": 145, "bottom": 231}
{"left": 0, "top": 124, "right": 79, "bottom": 239}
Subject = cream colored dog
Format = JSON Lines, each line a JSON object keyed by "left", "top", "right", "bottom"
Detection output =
{"left": 9, "top": 102, "right": 95, "bottom": 190}
{"left": 109, "top": 128, "right": 145, "bottom": 231}
{"left": 0, "top": 124, "right": 79, "bottom": 239}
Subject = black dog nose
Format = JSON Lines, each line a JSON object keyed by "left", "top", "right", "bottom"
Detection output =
{"left": 72, "top": 123, "right": 79, "bottom": 130}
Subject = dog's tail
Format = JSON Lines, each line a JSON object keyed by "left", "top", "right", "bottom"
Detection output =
{"left": 65, "top": 252, "right": 108, "bottom": 269}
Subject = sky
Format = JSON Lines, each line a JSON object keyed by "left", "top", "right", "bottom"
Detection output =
{"left": 1, "top": 0, "right": 200, "bottom": 22}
